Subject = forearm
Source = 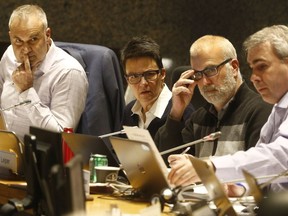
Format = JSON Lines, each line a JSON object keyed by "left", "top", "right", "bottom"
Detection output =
{"left": 155, "top": 116, "right": 185, "bottom": 151}
{"left": 20, "top": 74, "right": 87, "bottom": 131}
{"left": 170, "top": 106, "right": 186, "bottom": 121}
{"left": 211, "top": 138, "right": 288, "bottom": 183}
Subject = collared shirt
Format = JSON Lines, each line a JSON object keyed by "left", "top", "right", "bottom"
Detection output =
{"left": 0, "top": 40, "right": 88, "bottom": 141}
{"left": 212, "top": 92, "right": 288, "bottom": 184}
{"left": 131, "top": 84, "right": 172, "bottom": 129}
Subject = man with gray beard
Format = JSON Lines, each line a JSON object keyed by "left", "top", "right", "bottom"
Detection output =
{"left": 155, "top": 35, "right": 272, "bottom": 177}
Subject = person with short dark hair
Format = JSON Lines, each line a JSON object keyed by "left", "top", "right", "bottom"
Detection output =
{"left": 121, "top": 36, "right": 193, "bottom": 139}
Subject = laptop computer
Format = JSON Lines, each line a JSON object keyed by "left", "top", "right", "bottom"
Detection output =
{"left": 61, "top": 132, "right": 119, "bottom": 170}
{"left": 189, "top": 156, "right": 237, "bottom": 215}
{"left": 109, "top": 136, "right": 171, "bottom": 199}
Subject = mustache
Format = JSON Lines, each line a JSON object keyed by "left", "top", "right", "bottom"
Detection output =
{"left": 202, "top": 85, "right": 217, "bottom": 92}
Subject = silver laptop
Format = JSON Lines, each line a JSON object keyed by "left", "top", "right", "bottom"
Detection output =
{"left": 189, "top": 156, "right": 237, "bottom": 215}
{"left": 62, "top": 132, "right": 119, "bottom": 170}
{"left": 109, "top": 136, "right": 170, "bottom": 198}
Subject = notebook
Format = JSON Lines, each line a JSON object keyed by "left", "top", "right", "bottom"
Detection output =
{"left": 61, "top": 132, "right": 119, "bottom": 170}
{"left": 109, "top": 136, "right": 171, "bottom": 198}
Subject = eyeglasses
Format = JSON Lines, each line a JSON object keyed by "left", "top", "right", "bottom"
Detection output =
{"left": 125, "top": 69, "right": 161, "bottom": 84}
{"left": 191, "top": 58, "right": 232, "bottom": 81}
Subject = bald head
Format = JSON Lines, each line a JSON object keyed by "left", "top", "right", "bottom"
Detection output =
{"left": 188, "top": 35, "right": 242, "bottom": 110}
{"left": 190, "top": 35, "right": 237, "bottom": 61}
{"left": 9, "top": 4, "right": 48, "bottom": 30}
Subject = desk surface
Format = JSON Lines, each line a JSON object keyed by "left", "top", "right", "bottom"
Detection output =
{"left": 0, "top": 180, "right": 27, "bottom": 204}
{"left": 0, "top": 180, "right": 250, "bottom": 215}
{"left": 86, "top": 194, "right": 169, "bottom": 215}
{"left": 0, "top": 180, "right": 171, "bottom": 215}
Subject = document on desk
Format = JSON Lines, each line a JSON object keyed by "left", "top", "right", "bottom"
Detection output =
{"left": 0, "top": 150, "right": 17, "bottom": 173}
{"left": 123, "top": 126, "right": 168, "bottom": 173}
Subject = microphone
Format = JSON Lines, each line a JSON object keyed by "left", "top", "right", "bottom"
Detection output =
{"left": 1, "top": 100, "right": 32, "bottom": 111}
{"left": 98, "top": 126, "right": 139, "bottom": 138}
{"left": 160, "top": 131, "right": 221, "bottom": 155}
{"left": 98, "top": 129, "right": 126, "bottom": 138}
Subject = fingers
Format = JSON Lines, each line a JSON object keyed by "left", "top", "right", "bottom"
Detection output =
{"left": 168, "top": 164, "right": 199, "bottom": 186}
{"left": 167, "top": 154, "right": 199, "bottom": 186}
{"left": 225, "top": 183, "right": 247, "bottom": 197}
{"left": 11, "top": 57, "right": 33, "bottom": 92}
{"left": 168, "top": 154, "right": 184, "bottom": 164}
{"left": 173, "top": 70, "right": 197, "bottom": 93}
{"left": 23, "top": 54, "right": 31, "bottom": 72}
{"left": 179, "top": 69, "right": 193, "bottom": 79}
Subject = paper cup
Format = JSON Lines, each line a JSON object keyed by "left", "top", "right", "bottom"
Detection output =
{"left": 95, "top": 166, "right": 120, "bottom": 183}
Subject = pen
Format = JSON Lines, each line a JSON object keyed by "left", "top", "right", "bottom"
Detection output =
{"left": 181, "top": 147, "right": 190, "bottom": 154}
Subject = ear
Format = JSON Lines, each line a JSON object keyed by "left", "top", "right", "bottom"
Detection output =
{"left": 230, "top": 59, "right": 240, "bottom": 76}
{"left": 160, "top": 68, "right": 166, "bottom": 80}
{"left": 46, "top": 28, "right": 51, "bottom": 38}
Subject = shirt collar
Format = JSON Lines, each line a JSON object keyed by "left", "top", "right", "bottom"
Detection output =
{"left": 131, "top": 84, "right": 172, "bottom": 119}
{"left": 276, "top": 92, "right": 288, "bottom": 109}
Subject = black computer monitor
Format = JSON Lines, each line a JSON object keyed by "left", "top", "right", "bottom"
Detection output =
{"left": 29, "top": 126, "right": 64, "bottom": 180}
{"left": 27, "top": 127, "right": 86, "bottom": 215}
{"left": 23, "top": 126, "right": 64, "bottom": 215}
{"left": 1, "top": 127, "right": 82, "bottom": 216}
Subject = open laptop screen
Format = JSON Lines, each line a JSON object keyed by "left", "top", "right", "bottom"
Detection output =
{"left": 109, "top": 136, "right": 170, "bottom": 198}
{"left": 62, "top": 132, "right": 119, "bottom": 170}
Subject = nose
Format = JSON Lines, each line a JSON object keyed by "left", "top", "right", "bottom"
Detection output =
{"left": 250, "top": 71, "right": 260, "bottom": 84}
{"left": 22, "top": 43, "right": 31, "bottom": 54}
{"left": 201, "top": 75, "right": 212, "bottom": 85}
{"left": 139, "top": 76, "right": 148, "bottom": 85}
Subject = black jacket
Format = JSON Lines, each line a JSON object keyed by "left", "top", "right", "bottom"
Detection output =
{"left": 155, "top": 83, "right": 273, "bottom": 162}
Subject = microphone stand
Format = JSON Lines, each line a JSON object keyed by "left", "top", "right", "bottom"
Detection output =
{"left": 160, "top": 131, "right": 221, "bottom": 155}
{"left": 98, "top": 129, "right": 126, "bottom": 139}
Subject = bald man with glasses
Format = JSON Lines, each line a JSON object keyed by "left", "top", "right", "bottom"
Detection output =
{"left": 155, "top": 35, "right": 273, "bottom": 172}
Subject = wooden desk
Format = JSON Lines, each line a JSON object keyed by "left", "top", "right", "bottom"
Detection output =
{"left": 0, "top": 180, "right": 171, "bottom": 215}
{"left": 0, "top": 180, "right": 27, "bottom": 205}
{"left": 87, "top": 194, "right": 160, "bottom": 215}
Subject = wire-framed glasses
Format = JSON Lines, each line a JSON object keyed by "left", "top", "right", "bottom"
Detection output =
{"left": 191, "top": 58, "right": 232, "bottom": 81}
{"left": 125, "top": 69, "right": 161, "bottom": 84}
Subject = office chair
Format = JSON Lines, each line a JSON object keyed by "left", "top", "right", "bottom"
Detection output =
{"left": 55, "top": 42, "right": 125, "bottom": 136}
{"left": 170, "top": 66, "right": 206, "bottom": 110}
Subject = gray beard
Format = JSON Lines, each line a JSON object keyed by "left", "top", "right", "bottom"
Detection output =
{"left": 199, "top": 70, "right": 237, "bottom": 105}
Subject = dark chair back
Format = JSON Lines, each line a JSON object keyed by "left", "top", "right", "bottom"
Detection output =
{"left": 56, "top": 42, "right": 125, "bottom": 136}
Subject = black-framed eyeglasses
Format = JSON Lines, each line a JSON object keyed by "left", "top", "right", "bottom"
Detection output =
{"left": 191, "top": 58, "right": 232, "bottom": 81}
{"left": 125, "top": 69, "right": 161, "bottom": 84}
